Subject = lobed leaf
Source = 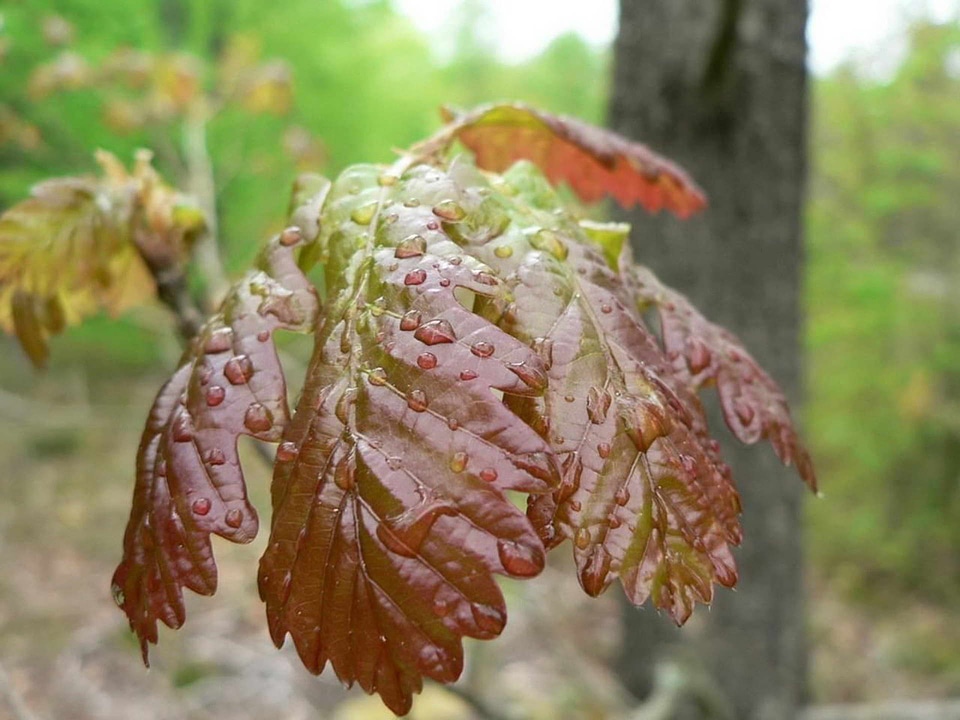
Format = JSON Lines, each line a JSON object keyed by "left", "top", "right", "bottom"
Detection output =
{"left": 627, "top": 265, "right": 817, "bottom": 491}
{"left": 435, "top": 102, "right": 707, "bottom": 217}
{"left": 258, "top": 164, "right": 559, "bottom": 715}
{"left": 111, "top": 229, "right": 319, "bottom": 662}
{"left": 0, "top": 150, "right": 204, "bottom": 366}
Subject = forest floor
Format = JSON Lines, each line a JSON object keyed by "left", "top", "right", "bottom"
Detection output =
{"left": 1, "top": 344, "right": 958, "bottom": 720}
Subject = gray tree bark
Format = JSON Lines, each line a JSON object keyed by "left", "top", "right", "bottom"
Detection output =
{"left": 609, "top": 2, "right": 810, "bottom": 719}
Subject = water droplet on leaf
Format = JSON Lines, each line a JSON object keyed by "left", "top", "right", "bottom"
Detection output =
{"left": 494, "top": 245, "right": 513, "bottom": 258}
{"left": 244, "top": 403, "right": 273, "bottom": 433}
{"left": 432, "top": 200, "right": 466, "bottom": 221}
{"left": 407, "top": 389, "right": 428, "bottom": 412}
{"left": 399, "top": 310, "right": 421, "bottom": 331}
{"left": 459, "top": 369, "right": 478, "bottom": 381}
{"left": 470, "top": 341, "right": 494, "bottom": 358}
{"left": 597, "top": 442, "right": 611, "bottom": 459}
{"left": 204, "top": 448, "right": 226, "bottom": 466}
{"left": 224, "top": 355, "right": 254, "bottom": 385}
{"left": 417, "top": 352, "right": 438, "bottom": 369}
{"left": 449, "top": 451, "right": 468, "bottom": 473}
{"left": 192, "top": 497, "right": 212, "bottom": 516}
{"left": 277, "top": 441, "right": 299, "bottom": 462}
{"left": 225, "top": 508, "right": 244, "bottom": 528}
{"left": 478, "top": 467, "right": 498, "bottom": 482}
{"left": 575, "top": 528, "right": 591, "bottom": 550}
{"left": 204, "top": 328, "right": 233, "bottom": 354}
{"left": 414, "top": 318, "right": 456, "bottom": 345}
{"left": 395, "top": 234, "right": 427, "bottom": 259}
{"left": 404, "top": 268, "right": 427, "bottom": 286}
{"left": 368, "top": 367, "right": 387, "bottom": 386}
{"left": 279, "top": 226, "right": 302, "bottom": 246}
{"left": 205, "top": 385, "right": 225, "bottom": 407}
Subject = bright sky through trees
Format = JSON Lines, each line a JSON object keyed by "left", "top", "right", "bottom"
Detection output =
{"left": 393, "top": 0, "right": 960, "bottom": 74}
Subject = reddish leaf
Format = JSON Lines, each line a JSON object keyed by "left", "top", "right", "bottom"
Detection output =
{"left": 459, "top": 161, "right": 741, "bottom": 623}
{"left": 258, "top": 164, "right": 558, "bottom": 715}
{"left": 111, "top": 229, "right": 319, "bottom": 662}
{"left": 628, "top": 265, "right": 817, "bottom": 491}
{"left": 436, "top": 103, "right": 707, "bottom": 217}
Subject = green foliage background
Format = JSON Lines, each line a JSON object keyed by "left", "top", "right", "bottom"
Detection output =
{"left": 4, "top": 0, "right": 960, "bottom": 697}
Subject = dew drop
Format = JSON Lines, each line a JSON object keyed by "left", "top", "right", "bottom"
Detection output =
{"left": 224, "top": 355, "right": 254, "bottom": 385}
{"left": 368, "top": 367, "right": 388, "bottom": 386}
{"left": 574, "top": 528, "right": 591, "bottom": 550}
{"left": 426, "top": 219, "right": 440, "bottom": 230}
{"left": 432, "top": 200, "right": 466, "bottom": 221}
{"left": 597, "top": 442, "right": 611, "bottom": 459}
{"left": 473, "top": 271, "right": 498, "bottom": 286}
{"left": 350, "top": 201, "right": 378, "bottom": 225}
{"left": 470, "top": 340, "right": 495, "bottom": 358}
{"left": 244, "top": 403, "right": 273, "bottom": 433}
{"left": 494, "top": 245, "right": 513, "bottom": 258}
{"left": 399, "top": 310, "right": 421, "bottom": 331}
{"left": 279, "top": 226, "right": 302, "bottom": 246}
{"left": 414, "top": 318, "right": 456, "bottom": 345}
{"left": 192, "top": 497, "right": 212, "bottom": 516}
{"left": 601, "top": 303, "right": 612, "bottom": 314}
{"left": 497, "top": 540, "right": 542, "bottom": 577}
{"left": 225, "top": 508, "right": 244, "bottom": 528}
{"left": 171, "top": 413, "right": 193, "bottom": 442}
{"left": 449, "top": 451, "right": 468, "bottom": 473}
{"left": 407, "top": 389, "right": 428, "bottom": 412}
{"left": 386, "top": 456, "right": 403, "bottom": 471}
{"left": 447, "top": 417, "right": 460, "bottom": 431}
{"left": 609, "top": 516, "right": 622, "bottom": 529}
{"left": 439, "top": 278, "right": 451, "bottom": 287}
{"left": 205, "top": 448, "right": 226, "bottom": 466}
{"left": 203, "top": 328, "right": 233, "bottom": 354}
{"left": 564, "top": 395, "right": 575, "bottom": 403}
{"left": 404, "top": 268, "right": 427, "bottom": 286}
{"left": 395, "top": 234, "right": 427, "bottom": 259}
{"left": 614, "top": 486, "right": 630, "bottom": 506}
{"left": 530, "top": 229, "right": 568, "bottom": 260}
{"left": 403, "top": 198, "right": 421, "bottom": 208}
{"left": 277, "top": 441, "right": 299, "bottom": 462}
{"left": 471, "top": 603, "right": 505, "bottom": 636}
{"left": 478, "top": 467, "right": 498, "bottom": 483}
{"left": 459, "top": 369, "right": 478, "bottom": 381}
{"left": 417, "top": 352, "right": 438, "bottom": 370}
{"left": 205, "top": 385, "right": 225, "bottom": 407}
{"left": 378, "top": 173, "right": 398, "bottom": 187}
{"left": 257, "top": 330, "right": 270, "bottom": 342}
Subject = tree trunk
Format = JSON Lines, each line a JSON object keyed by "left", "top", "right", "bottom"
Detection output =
{"left": 609, "top": 2, "right": 809, "bottom": 719}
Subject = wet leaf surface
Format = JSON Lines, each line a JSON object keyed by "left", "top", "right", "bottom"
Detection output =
{"left": 111, "top": 231, "right": 318, "bottom": 662}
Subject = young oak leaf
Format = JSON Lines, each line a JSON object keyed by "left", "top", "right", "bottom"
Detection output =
{"left": 627, "top": 265, "right": 817, "bottom": 491}
{"left": 258, "top": 163, "right": 559, "bottom": 716}
{"left": 432, "top": 102, "right": 707, "bottom": 218}
{"left": 465, "top": 161, "right": 746, "bottom": 623}
{"left": 0, "top": 149, "right": 203, "bottom": 366}
{"left": 111, "top": 228, "right": 318, "bottom": 662}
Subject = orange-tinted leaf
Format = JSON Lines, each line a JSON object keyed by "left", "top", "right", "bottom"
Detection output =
{"left": 435, "top": 103, "right": 707, "bottom": 217}
{"left": 111, "top": 231, "right": 319, "bottom": 662}
{"left": 628, "top": 265, "right": 817, "bottom": 491}
{"left": 0, "top": 150, "right": 204, "bottom": 366}
{"left": 258, "top": 163, "right": 558, "bottom": 715}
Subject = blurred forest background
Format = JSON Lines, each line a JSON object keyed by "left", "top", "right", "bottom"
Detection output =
{"left": 2, "top": 0, "right": 960, "bottom": 718}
